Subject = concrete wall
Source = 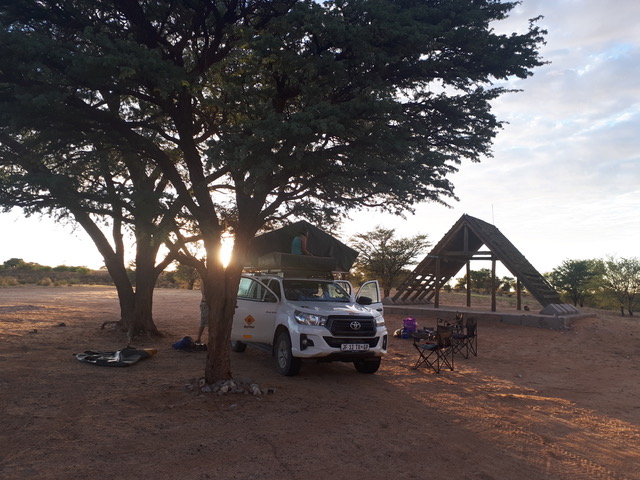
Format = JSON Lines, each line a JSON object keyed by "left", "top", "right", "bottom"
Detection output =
{"left": 384, "top": 305, "right": 595, "bottom": 331}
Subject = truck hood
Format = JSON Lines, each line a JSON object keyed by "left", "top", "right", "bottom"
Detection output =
{"left": 286, "top": 301, "right": 379, "bottom": 317}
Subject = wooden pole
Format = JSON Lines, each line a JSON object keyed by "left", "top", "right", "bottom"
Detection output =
{"left": 466, "top": 261, "right": 471, "bottom": 307}
{"left": 491, "top": 257, "right": 497, "bottom": 312}
{"left": 434, "top": 256, "right": 440, "bottom": 309}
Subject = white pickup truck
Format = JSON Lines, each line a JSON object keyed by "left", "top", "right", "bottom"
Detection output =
{"left": 230, "top": 273, "right": 387, "bottom": 376}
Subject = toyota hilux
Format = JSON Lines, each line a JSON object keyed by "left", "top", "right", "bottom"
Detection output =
{"left": 230, "top": 273, "right": 387, "bottom": 376}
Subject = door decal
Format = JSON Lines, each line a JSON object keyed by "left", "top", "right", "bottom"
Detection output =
{"left": 244, "top": 315, "right": 256, "bottom": 328}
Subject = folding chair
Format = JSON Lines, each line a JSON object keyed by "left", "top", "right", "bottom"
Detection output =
{"left": 437, "top": 311, "right": 464, "bottom": 334}
{"left": 411, "top": 325, "right": 454, "bottom": 374}
{"left": 452, "top": 316, "right": 477, "bottom": 359}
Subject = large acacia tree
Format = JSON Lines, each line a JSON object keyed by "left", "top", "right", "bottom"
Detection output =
{"left": 0, "top": 0, "right": 546, "bottom": 382}
{"left": 0, "top": 136, "right": 181, "bottom": 339}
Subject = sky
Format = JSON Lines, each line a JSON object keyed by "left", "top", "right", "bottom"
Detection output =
{"left": 1, "top": 0, "right": 639, "bottom": 276}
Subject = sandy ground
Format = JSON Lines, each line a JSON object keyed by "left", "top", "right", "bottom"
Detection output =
{"left": 0, "top": 285, "right": 639, "bottom": 480}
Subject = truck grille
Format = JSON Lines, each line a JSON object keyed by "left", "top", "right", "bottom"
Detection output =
{"left": 327, "top": 316, "right": 376, "bottom": 337}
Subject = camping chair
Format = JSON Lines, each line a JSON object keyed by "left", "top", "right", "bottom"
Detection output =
{"left": 437, "top": 311, "right": 464, "bottom": 334}
{"left": 452, "top": 316, "right": 477, "bottom": 359}
{"left": 411, "top": 325, "right": 454, "bottom": 374}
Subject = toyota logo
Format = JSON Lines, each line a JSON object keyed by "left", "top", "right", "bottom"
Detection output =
{"left": 350, "top": 321, "right": 362, "bottom": 331}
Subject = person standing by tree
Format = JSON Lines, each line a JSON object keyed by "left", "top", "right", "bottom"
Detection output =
{"left": 196, "top": 279, "right": 208, "bottom": 344}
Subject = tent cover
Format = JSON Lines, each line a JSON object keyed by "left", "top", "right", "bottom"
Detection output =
{"left": 246, "top": 221, "right": 358, "bottom": 273}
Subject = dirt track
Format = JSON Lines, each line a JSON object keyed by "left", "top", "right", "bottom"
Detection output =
{"left": 1, "top": 286, "right": 639, "bottom": 480}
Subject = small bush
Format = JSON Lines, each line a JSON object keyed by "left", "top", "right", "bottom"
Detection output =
{"left": 37, "top": 277, "right": 53, "bottom": 286}
{"left": 0, "top": 276, "right": 19, "bottom": 286}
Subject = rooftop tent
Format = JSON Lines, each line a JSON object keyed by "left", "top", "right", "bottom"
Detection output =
{"left": 246, "top": 220, "right": 358, "bottom": 272}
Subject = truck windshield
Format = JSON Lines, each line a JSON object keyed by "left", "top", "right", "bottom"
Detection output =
{"left": 283, "top": 280, "right": 351, "bottom": 302}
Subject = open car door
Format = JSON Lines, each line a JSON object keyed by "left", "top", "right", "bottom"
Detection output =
{"left": 335, "top": 279, "right": 352, "bottom": 296}
{"left": 356, "top": 280, "right": 383, "bottom": 314}
{"left": 232, "top": 276, "right": 279, "bottom": 344}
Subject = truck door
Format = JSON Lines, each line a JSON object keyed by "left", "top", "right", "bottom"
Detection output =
{"left": 232, "top": 277, "right": 278, "bottom": 344}
{"left": 357, "top": 280, "right": 384, "bottom": 314}
{"left": 335, "top": 280, "right": 352, "bottom": 296}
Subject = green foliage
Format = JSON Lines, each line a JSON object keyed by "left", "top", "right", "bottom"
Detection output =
{"left": 454, "top": 271, "right": 520, "bottom": 295}
{"left": 3, "top": 258, "right": 28, "bottom": 269}
{"left": 168, "top": 263, "right": 200, "bottom": 290}
{"left": 351, "top": 226, "right": 431, "bottom": 298}
{"left": 500, "top": 276, "right": 515, "bottom": 293}
{"left": 0, "top": 258, "right": 112, "bottom": 285}
{"left": 602, "top": 256, "right": 640, "bottom": 316}
{"left": 0, "top": 0, "right": 547, "bottom": 229}
{"left": 548, "top": 259, "right": 604, "bottom": 307}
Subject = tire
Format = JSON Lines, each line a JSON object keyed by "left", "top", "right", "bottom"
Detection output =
{"left": 230, "top": 340, "right": 247, "bottom": 353}
{"left": 274, "top": 331, "right": 301, "bottom": 376}
{"left": 354, "top": 357, "right": 381, "bottom": 374}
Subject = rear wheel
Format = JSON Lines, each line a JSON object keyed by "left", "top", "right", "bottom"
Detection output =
{"left": 274, "top": 331, "right": 301, "bottom": 376}
{"left": 230, "top": 340, "right": 247, "bottom": 353}
{"left": 354, "top": 357, "right": 381, "bottom": 374}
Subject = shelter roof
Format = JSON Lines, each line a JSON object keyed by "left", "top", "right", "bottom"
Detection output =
{"left": 392, "top": 214, "right": 562, "bottom": 306}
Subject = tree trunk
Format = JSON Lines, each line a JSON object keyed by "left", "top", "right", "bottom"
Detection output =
{"left": 202, "top": 231, "right": 254, "bottom": 384}
{"left": 129, "top": 264, "right": 161, "bottom": 339}
{"left": 72, "top": 209, "right": 163, "bottom": 338}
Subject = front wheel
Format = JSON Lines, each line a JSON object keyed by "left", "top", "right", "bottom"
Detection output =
{"left": 274, "top": 331, "right": 301, "bottom": 376}
{"left": 354, "top": 357, "right": 381, "bottom": 374}
{"left": 231, "top": 340, "right": 247, "bottom": 353}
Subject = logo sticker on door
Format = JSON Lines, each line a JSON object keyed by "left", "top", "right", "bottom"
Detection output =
{"left": 244, "top": 315, "right": 255, "bottom": 328}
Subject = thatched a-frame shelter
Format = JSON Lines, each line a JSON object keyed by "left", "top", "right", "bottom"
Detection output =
{"left": 390, "top": 214, "right": 578, "bottom": 314}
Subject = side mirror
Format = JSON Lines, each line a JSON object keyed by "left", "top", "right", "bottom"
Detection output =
{"left": 356, "top": 296, "right": 372, "bottom": 306}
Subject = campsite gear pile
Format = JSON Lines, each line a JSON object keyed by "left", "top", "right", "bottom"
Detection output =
{"left": 394, "top": 317, "right": 418, "bottom": 339}
{"left": 172, "top": 336, "right": 207, "bottom": 352}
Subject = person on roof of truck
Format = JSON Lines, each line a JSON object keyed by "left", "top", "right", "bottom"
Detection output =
{"left": 291, "top": 227, "right": 313, "bottom": 256}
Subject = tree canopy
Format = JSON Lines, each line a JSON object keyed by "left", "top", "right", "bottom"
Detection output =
{"left": 603, "top": 256, "right": 640, "bottom": 316}
{"left": 351, "top": 226, "right": 431, "bottom": 298}
{"left": 549, "top": 259, "right": 603, "bottom": 307}
{"left": 0, "top": 0, "right": 547, "bottom": 382}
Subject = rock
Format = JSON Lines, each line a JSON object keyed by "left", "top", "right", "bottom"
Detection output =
{"left": 194, "top": 378, "right": 276, "bottom": 396}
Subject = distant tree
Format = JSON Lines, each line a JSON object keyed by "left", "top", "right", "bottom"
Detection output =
{"left": 454, "top": 268, "right": 504, "bottom": 293}
{"left": 500, "top": 276, "right": 515, "bottom": 294}
{"left": 351, "top": 227, "right": 430, "bottom": 298}
{"left": 549, "top": 259, "right": 604, "bottom": 307}
{"left": 172, "top": 263, "right": 200, "bottom": 290}
{"left": 602, "top": 256, "right": 640, "bottom": 316}
{"left": 0, "top": 0, "right": 546, "bottom": 383}
{"left": 470, "top": 268, "right": 494, "bottom": 293}
{"left": 3, "top": 258, "right": 26, "bottom": 269}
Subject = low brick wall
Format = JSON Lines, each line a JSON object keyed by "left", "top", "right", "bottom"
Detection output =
{"left": 384, "top": 304, "right": 595, "bottom": 331}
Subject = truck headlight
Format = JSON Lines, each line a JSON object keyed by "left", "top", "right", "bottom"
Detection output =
{"left": 374, "top": 314, "right": 385, "bottom": 326}
{"left": 294, "top": 310, "right": 328, "bottom": 326}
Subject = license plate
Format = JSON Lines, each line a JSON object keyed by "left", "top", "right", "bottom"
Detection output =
{"left": 341, "top": 343, "right": 369, "bottom": 352}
